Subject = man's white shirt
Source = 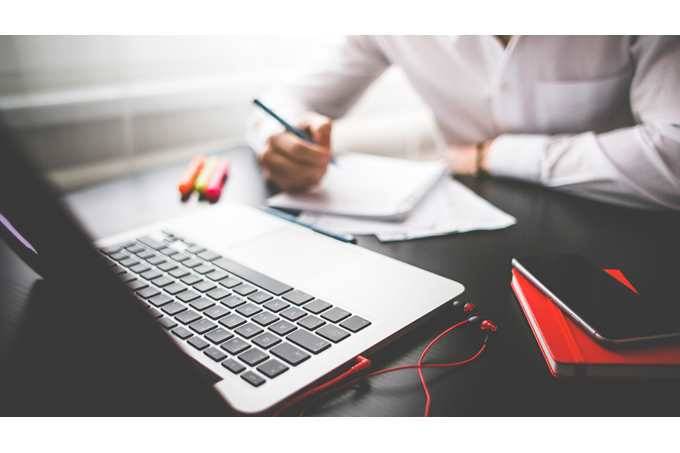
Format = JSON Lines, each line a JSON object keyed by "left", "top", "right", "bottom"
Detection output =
{"left": 248, "top": 36, "right": 680, "bottom": 209}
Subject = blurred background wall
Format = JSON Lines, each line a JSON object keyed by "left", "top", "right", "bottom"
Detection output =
{"left": 0, "top": 36, "right": 438, "bottom": 190}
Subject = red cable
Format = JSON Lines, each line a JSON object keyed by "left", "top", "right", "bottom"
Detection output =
{"left": 275, "top": 317, "right": 491, "bottom": 416}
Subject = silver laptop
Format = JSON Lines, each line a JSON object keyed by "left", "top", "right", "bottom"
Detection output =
{"left": 97, "top": 203, "right": 464, "bottom": 413}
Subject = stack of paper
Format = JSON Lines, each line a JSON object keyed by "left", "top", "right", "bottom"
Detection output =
{"left": 266, "top": 153, "right": 516, "bottom": 242}
{"left": 298, "top": 178, "right": 516, "bottom": 242}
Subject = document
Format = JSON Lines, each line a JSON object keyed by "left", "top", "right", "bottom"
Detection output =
{"left": 298, "top": 178, "right": 516, "bottom": 242}
{"left": 267, "top": 153, "right": 447, "bottom": 221}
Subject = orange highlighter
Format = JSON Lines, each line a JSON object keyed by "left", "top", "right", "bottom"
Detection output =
{"left": 178, "top": 155, "right": 205, "bottom": 197}
{"left": 203, "top": 160, "right": 230, "bottom": 202}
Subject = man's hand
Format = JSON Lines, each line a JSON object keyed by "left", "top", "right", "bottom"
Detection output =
{"left": 259, "top": 113, "right": 333, "bottom": 192}
{"left": 445, "top": 140, "right": 493, "bottom": 175}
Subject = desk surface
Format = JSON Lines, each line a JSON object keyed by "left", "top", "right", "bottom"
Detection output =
{"left": 3, "top": 146, "right": 680, "bottom": 416}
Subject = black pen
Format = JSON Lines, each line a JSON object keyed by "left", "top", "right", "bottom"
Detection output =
{"left": 263, "top": 207, "right": 356, "bottom": 244}
{"left": 253, "top": 98, "right": 336, "bottom": 164}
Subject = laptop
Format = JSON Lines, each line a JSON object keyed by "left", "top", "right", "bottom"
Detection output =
{"left": 0, "top": 121, "right": 464, "bottom": 414}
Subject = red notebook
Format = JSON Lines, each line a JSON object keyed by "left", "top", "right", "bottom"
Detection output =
{"left": 511, "top": 267, "right": 680, "bottom": 379}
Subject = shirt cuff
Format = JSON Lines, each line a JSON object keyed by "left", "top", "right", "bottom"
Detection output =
{"left": 485, "top": 134, "right": 550, "bottom": 182}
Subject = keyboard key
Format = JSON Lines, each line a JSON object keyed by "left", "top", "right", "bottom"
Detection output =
{"left": 180, "top": 274, "right": 202, "bottom": 285}
{"left": 126, "top": 244, "right": 145, "bottom": 254}
{"left": 158, "top": 316, "right": 177, "bottom": 330}
{"left": 189, "top": 296, "right": 214, "bottom": 311}
{"left": 198, "top": 250, "right": 221, "bottom": 261}
{"left": 252, "top": 332, "right": 282, "bottom": 349}
{"left": 271, "top": 342, "right": 310, "bottom": 366}
{"left": 119, "top": 257, "right": 139, "bottom": 268}
{"left": 147, "top": 254, "right": 166, "bottom": 266}
{"left": 219, "top": 314, "right": 246, "bottom": 329}
{"left": 140, "top": 269, "right": 162, "bottom": 280}
{"left": 219, "top": 276, "right": 243, "bottom": 289}
{"left": 161, "top": 301, "right": 187, "bottom": 316}
{"left": 127, "top": 279, "right": 148, "bottom": 291}
{"left": 221, "top": 358, "right": 245, "bottom": 374}
{"left": 234, "top": 284, "right": 257, "bottom": 296}
{"left": 263, "top": 299, "right": 289, "bottom": 313}
{"left": 204, "top": 305, "right": 229, "bottom": 320}
{"left": 257, "top": 359, "right": 289, "bottom": 379}
{"left": 159, "top": 246, "right": 178, "bottom": 256}
{"left": 111, "top": 264, "right": 126, "bottom": 275}
{"left": 148, "top": 293, "right": 173, "bottom": 307}
{"left": 205, "top": 328, "right": 233, "bottom": 344}
{"left": 287, "top": 329, "right": 331, "bottom": 354}
{"left": 269, "top": 320, "right": 297, "bottom": 337}
{"left": 186, "top": 244, "right": 205, "bottom": 254}
{"left": 188, "top": 336, "right": 209, "bottom": 351}
{"left": 193, "top": 280, "right": 216, "bottom": 292}
{"left": 151, "top": 276, "right": 173, "bottom": 288}
{"left": 171, "top": 252, "right": 191, "bottom": 262}
{"left": 204, "top": 347, "right": 227, "bottom": 362}
{"left": 238, "top": 348, "right": 269, "bottom": 366}
{"left": 168, "top": 266, "right": 190, "bottom": 278}
{"left": 189, "top": 318, "right": 217, "bottom": 334}
{"left": 139, "top": 236, "right": 165, "bottom": 250}
{"left": 194, "top": 264, "right": 216, "bottom": 275}
{"left": 207, "top": 287, "right": 230, "bottom": 300}
{"left": 110, "top": 251, "right": 128, "bottom": 260}
{"left": 176, "top": 310, "right": 201, "bottom": 325}
{"left": 119, "top": 271, "right": 137, "bottom": 283}
{"left": 241, "top": 371, "right": 265, "bottom": 387}
{"left": 298, "top": 315, "right": 326, "bottom": 331}
{"left": 282, "top": 289, "right": 314, "bottom": 306}
{"left": 221, "top": 295, "right": 246, "bottom": 309}
{"left": 221, "top": 337, "right": 251, "bottom": 355}
{"left": 158, "top": 261, "right": 178, "bottom": 272}
{"left": 183, "top": 258, "right": 202, "bottom": 268}
{"left": 248, "top": 290, "right": 273, "bottom": 304}
{"left": 236, "top": 303, "right": 262, "bottom": 318}
{"left": 130, "top": 263, "right": 151, "bottom": 274}
{"left": 206, "top": 269, "right": 229, "bottom": 281}
{"left": 164, "top": 282, "right": 186, "bottom": 295}
{"left": 303, "top": 299, "right": 332, "bottom": 314}
{"left": 177, "top": 289, "right": 200, "bottom": 303}
{"left": 137, "top": 249, "right": 156, "bottom": 260}
{"left": 281, "top": 306, "right": 306, "bottom": 322}
{"left": 137, "top": 286, "right": 160, "bottom": 299}
{"left": 340, "top": 315, "right": 371, "bottom": 333}
{"left": 235, "top": 323, "right": 263, "bottom": 339}
{"left": 252, "top": 311, "right": 278, "bottom": 326}
{"left": 172, "top": 326, "right": 193, "bottom": 339}
{"left": 213, "top": 256, "right": 293, "bottom": 296}
{"left": 316, "top": 324, "right": 350, "bottom": 343}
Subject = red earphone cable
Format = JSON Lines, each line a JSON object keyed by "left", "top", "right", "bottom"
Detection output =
{"left": 275, "top": 315, "right": 493, "bottom": 416}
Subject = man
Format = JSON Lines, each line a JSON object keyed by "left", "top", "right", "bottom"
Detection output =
{"left": 248, "top": 36, "right": 680, "bottom": 209}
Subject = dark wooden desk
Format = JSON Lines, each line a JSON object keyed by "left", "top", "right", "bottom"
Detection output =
{"left": 3, "top": 146, "right": 680, "bottom": 416}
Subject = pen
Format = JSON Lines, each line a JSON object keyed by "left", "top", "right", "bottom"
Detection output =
{"left": 263, "top": 207, "right": 356, "bottom": 244}
{"left": 253, "top": 98, "right": 336, "bottom": 164}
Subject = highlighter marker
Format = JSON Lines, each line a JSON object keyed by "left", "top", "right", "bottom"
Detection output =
{"left": 204, "top": 160, "right": 230, "bottom": 202}
{"left": 178, "top": 155, "right": 205, "bottom": 197}
{"left": 195, "top": 158, "right": 218, "bottom": 194}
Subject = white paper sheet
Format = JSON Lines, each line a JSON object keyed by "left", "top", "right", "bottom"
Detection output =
{"left": 267, "top": 153, "right": 446, "bottom": 221}
{"left": 298, "top": 179, "right": 516, "bottom": 242}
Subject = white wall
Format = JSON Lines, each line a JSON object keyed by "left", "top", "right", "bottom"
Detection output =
{"left": 0, "top": 36, "right": 437, "bottom": 189}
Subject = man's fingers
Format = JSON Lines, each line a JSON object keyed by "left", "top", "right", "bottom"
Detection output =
{"left": 269, "top": 132, "right": 331, "bottom": 167}
{"left": 299, "top": 115, "right": 332, "bottom": 147}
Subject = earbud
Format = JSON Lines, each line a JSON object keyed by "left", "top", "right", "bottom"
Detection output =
{"left": 452, "top": 300, "right": 477, "bottom": 315}
{"left": 480, "top": 319, "right": 498, "bottom": 333}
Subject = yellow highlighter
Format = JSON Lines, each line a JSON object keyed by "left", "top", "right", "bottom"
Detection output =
{"left": 194, "top": 158, "right": 218, "bottom": 194}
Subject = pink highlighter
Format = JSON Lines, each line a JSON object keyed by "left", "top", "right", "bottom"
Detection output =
{"left": 203, "top": 160, "right": 230, "bottom": 202}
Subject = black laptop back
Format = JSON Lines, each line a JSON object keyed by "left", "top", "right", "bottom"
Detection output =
{"left": 0, "top": 121, "right": 224, "bottom": 415}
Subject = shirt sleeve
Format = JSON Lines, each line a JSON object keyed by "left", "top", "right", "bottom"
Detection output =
{"left": 485, "top": 36, "right": 680, "bottom": 210}
{"left": 246, "top": 36, "right": 390, "bottom": 153}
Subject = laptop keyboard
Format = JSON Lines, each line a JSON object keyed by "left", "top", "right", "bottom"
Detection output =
{"left": 99, "top": 231, "right": 371, "bottom": 388}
